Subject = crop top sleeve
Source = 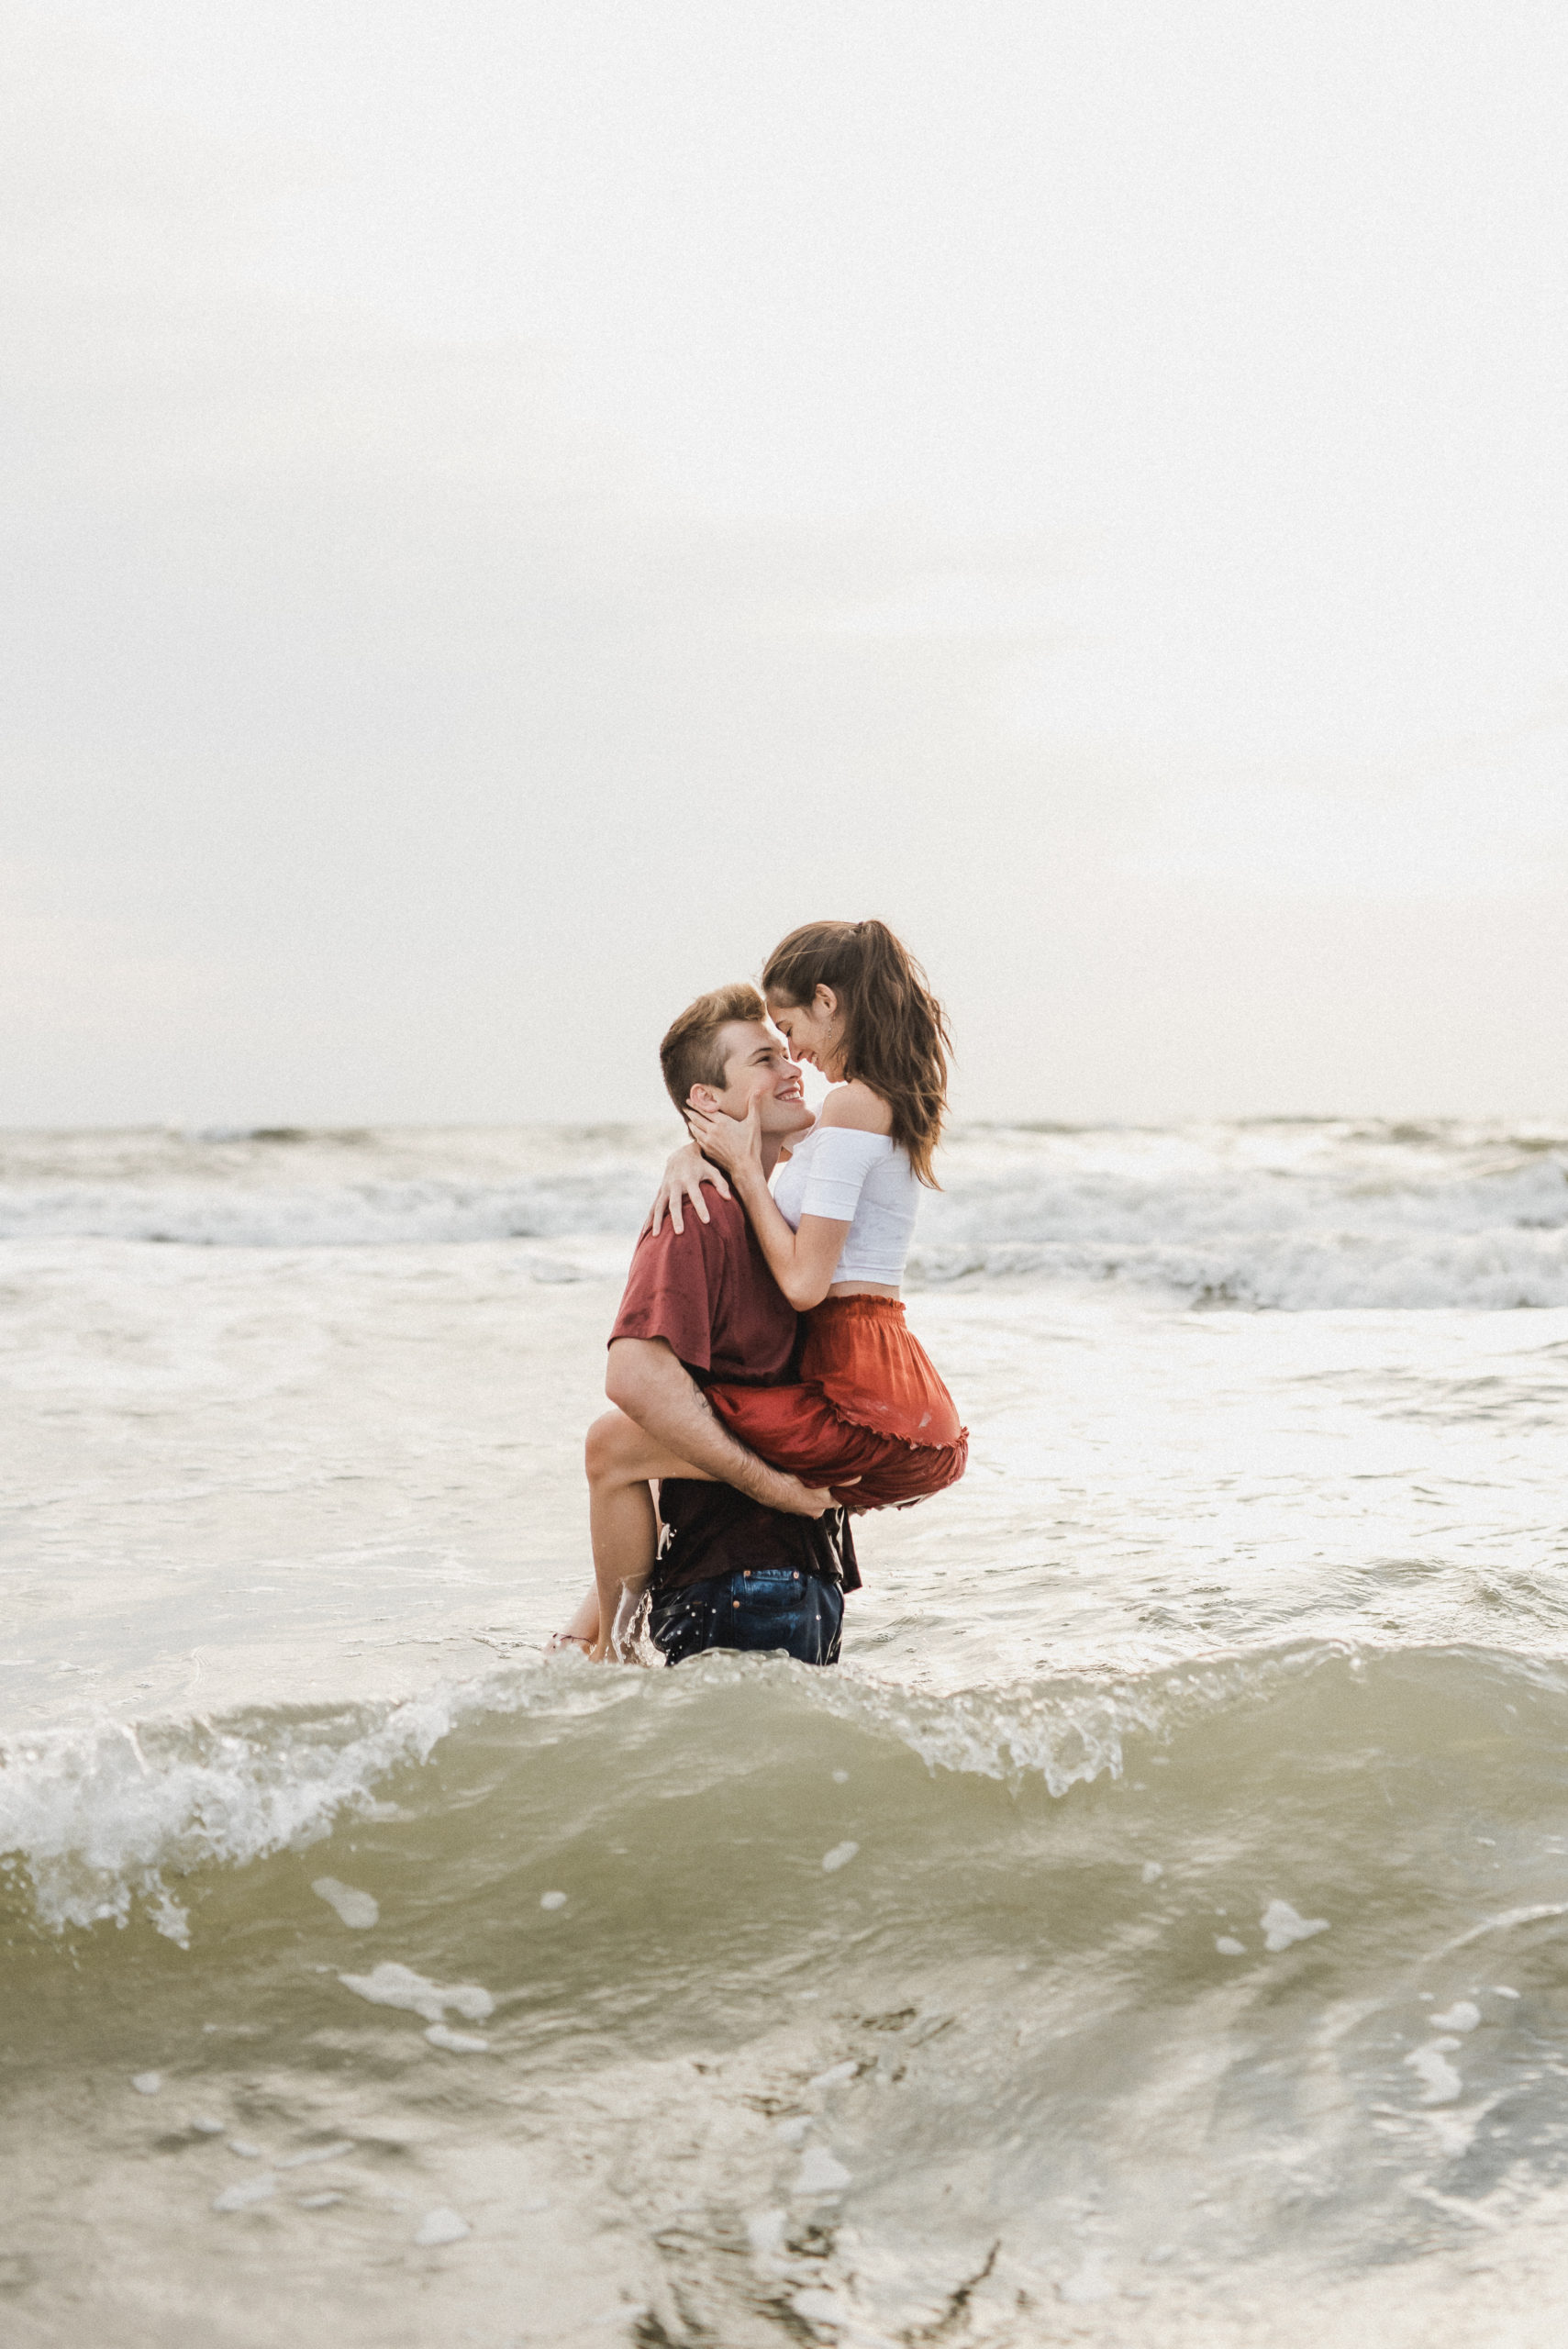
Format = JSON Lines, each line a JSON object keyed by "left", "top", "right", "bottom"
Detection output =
{"left": 799, "top": 1127, "right": 895, "bottom": 1223}
{"left": 769, "top": 1119, "right": 920, "bottom": 1285}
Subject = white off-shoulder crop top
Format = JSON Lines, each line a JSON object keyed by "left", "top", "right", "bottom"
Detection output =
{"left": 769, "top": 1123, "right": 921, "bottom": 1286}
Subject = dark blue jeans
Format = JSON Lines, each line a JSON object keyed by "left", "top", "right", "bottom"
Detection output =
{"left": 649, "top": 1566, "right": 844, "bottom": 1667}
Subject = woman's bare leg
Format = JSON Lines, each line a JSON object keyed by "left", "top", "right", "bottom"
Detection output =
{"left": 584, "top": 1407, "right": 714, "bottom": 1660}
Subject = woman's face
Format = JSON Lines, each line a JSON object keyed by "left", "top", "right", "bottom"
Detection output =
{"left": 766, "top": 985, "right": 844, "bottom": 1080}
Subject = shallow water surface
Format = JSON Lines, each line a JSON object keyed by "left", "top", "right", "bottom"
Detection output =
{"left": 4, "top": 1119, "right": 1568, "bottom": 2344}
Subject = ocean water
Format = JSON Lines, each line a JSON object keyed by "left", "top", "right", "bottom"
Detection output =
{"left": 4, "top": 1118, "right": 1568, "bottom": 2347}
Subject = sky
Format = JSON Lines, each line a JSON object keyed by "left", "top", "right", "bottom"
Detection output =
{"left": 6, "top": 0, "right": 1568, "bottom": 1127}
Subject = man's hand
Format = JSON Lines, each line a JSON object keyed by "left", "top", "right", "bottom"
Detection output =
{"left": 770, "top": 1474, "right": 855, "bottom": 1518}
{"left": 606, "top": 1338, "right": 855, "bottom": 1518}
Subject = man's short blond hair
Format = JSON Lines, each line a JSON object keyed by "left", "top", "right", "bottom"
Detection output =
{"left": 660, "top": 982, "right": 767, "bottom": 1116}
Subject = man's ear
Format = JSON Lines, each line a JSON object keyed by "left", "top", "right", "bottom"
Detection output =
{"left": 686, "top": 1084, "right": 718, "bottom": 1119}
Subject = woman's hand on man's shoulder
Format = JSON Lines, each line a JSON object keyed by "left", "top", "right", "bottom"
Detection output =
{"left": 817, "top": 1080, "right": 894, "bottom": 1135}
{"left": 646, "top": 1142, "right": 730, "bottom": 1237}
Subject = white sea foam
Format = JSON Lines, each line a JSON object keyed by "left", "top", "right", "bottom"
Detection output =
{"left": 912, "top": 1119, "right": 1568, "bottom": 1309}
{"left": 746, "top": 2207, "right": 788, "bottom": 2256}
{"left": 1057, "top": 2256, "right": 1116, "bottom": 2304}
{"left": 213, "top": 2173, "right": 276, "bottom": 2212}
{"left": 312, "top": 1877, "right": 379, "bottom": 1929}
{"left": 0, "top": 1645, "right": 1322, "bottom": 1942}
{"left": 0, "top": 1665, "right": 635, "bottom": 1938}
{"left": 414, "top": 2208, "right": 470, "bottom": 2246}
{"left": 1260, "top": 1899, "right": 1330, "bottom": 1953}
{"left": 793, "top": 2288, "right": 853, "bottom": 2326}
{"left": 804, "top": 1672, "right": 1152, "bottom": 1797}
{"left": 424, "top": 2023, "right": 490, "bottom": 2054}
{"left": 804, "top": 1642, "right": 1337, "bottom": 1798}
{"left": 1407, "top": 2040, "right": 1464, "bottom": 2104}
{"left": 338, "top": 1962, "right": 494, "bottom": 2025}
{"left": 2, "top": 1119, "right": 1563, "bottom": 1308}
{"left": 0, "top": 1643, "right": 1541, "bottom": 1948}
{"left": 794, "top": 2147, "right": 851, "bottom": 2196}
{"left": 0, "top": 1700, "right": 456, "bottom": 1939}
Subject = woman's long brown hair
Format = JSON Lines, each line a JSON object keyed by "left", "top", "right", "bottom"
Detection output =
{"left": 762, "top": 919, "right": 951, "bottom": 1186}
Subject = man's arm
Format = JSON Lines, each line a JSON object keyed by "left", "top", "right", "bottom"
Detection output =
{"left": 606, "top": 1337, "right": 834, "bottom": 1516}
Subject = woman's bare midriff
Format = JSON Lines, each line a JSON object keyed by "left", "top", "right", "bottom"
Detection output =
{"left": 827, "top": 1281, "right": 900, "bottom": 1299}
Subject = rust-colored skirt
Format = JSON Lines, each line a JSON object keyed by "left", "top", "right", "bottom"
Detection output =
{"left": 706, "top": 1296, "right": 967, "bottom": 1511}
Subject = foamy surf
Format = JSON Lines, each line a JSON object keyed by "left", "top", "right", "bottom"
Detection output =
{"left": 0, "top": 1666, "right": 637, "bottom": 1938}
{"left": 7, "top": 1116, "right": 1568, "bottom": 2344}
{"left": 0, "top": 1642, "right": 1376, "bottom": 1941}
{"left": 5, "top": 1642, "right": 1566, "bottom": 1943}
{"left": 2, "top": 1118, "right": 1564, "bottom": 1305}
{"left": 6, "top": 1644, "right": 1568, "bottom": 2343}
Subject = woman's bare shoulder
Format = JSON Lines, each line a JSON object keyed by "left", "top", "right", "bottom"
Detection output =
{"left": 817, "top": 1081, "right": 894, "bottom": 1135}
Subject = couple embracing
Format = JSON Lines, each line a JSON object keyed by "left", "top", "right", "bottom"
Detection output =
{"left": 551, "top": 918, "right": 966, "bottom": 1667}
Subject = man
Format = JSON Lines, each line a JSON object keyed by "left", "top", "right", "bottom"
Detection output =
{"left": 555, "top": 981, "right": 858, "bottom": 1665}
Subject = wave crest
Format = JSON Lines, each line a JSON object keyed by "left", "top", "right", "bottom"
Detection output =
{"left": 12, "top": 1641, "right": 1557, "bottom": 1945}
{"left": 4, "top": 1119, "right": 1566, "bottom": 1308}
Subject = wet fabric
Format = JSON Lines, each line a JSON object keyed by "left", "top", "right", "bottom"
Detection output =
{"left": 612, "top": 1193, "right": 860, "bottom": 1598}
{"left": 651, "top": 1479, "right": 860, "bottom": 1597}
{"left": 705, "top": 1295, "right": 968, "bottom": 1509}
{"left": 608, "top": 1194, "right": 796, "bottom": 1386}
{"left": 648, "top": 1564, "right": 844, "bottom": 1667}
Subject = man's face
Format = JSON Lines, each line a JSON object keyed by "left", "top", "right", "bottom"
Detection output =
{"left": 695, "top": 1020, "right": 813, "bottom": 1138}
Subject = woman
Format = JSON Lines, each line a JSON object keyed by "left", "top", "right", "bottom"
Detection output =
{"left": 558, "top": 918, "right": 966, "bottom": 1659}
{"left": 672, "top": 916, "right": 965, "bottom": 1507}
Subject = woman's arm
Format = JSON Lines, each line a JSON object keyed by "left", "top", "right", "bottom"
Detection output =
{"left": 645, "top": 1140, "right": 731, "bottom": 1237}
{"left": 685, "top": 1102, "right": 850, "bottom": 1309}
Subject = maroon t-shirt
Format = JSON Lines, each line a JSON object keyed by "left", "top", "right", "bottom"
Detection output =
{"left": 609, "top": 1195, "right": 797, "bottom": 1386}
{"left": 607, "top": 1194, "right": 860, "bottom": 1598}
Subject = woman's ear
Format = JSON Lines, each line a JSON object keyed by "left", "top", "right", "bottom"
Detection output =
{"left": 815, "top": 985, "right": 839, "bottom": 1020}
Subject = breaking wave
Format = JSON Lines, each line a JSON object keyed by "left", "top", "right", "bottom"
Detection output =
{"left": 6, "top": 1640, "right": 1564, "bottom": 1950}
{"left": 10, "top": 1643, "right": 1568, "bottom": 2340}
{"left": 1, "top": 1118, "right": 1565, "bottom": 1307}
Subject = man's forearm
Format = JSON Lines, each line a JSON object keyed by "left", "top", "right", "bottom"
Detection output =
{"left": 607, "top": 1347, "right": 805, "bottom": 1509}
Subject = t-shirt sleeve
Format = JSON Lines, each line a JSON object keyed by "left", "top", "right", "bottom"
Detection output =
{"left": 799, "top": 1128, "right": 889, "bottom": 1223}
{"left": 609, "top": 1219, "right": 724, "bottom": 1375}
